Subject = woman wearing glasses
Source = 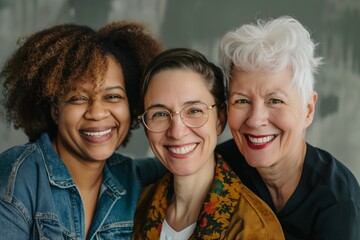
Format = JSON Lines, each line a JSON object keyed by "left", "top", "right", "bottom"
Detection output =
{"left": 132, "top": 48, "right": 285, "bottom": 239}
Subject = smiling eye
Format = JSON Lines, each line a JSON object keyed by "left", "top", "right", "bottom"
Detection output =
{"left": 104, "top": 94, "right": 125, "bottom": 102}
{"left": 153, "top": 111, "right": 169, "bottom": 118}
{"left": 184, "top": 107, "right": 204, "bottom": 117}
{"left": 65, "top": 96, "right": 89, "bottom": 105}
{"left": 231, "top": 98, "right": 250, "bottom": 109}
{"left": 146, "top": 109, "right": 170, "bottom": 122}
{"left": 235, "top": 99, "right": 250, "bottom": 104}
{"left": 269, "top": 98, "right": 284, "bottom": 104}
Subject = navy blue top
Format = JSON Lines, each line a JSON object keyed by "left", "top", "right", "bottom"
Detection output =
{"left": 216, "top": 139, "right": 360, "bottom": 240}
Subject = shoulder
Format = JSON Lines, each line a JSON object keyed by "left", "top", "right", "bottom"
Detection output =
{"left": 106, "top": 153, "right": 146, "bottom": 176}
{"left": 133, "top": 173, "right": 171, "bottom": 235}
{"left": 215, "top": 140, "right": 256, "bottom": 186}
{"left": 106, "top": 153, "right": 137, "bottom": 181}
{"left": 236, "top": 185, "right": 285, "bottom": 239}
{"left": 137, "top": 172, "right": 171, "bottom": 207}
{"left": 107, "top": 152, "right": 133, "bottom": 166}
{"left": 0, "top": 141, "right": 39, "bottom": 165}
{"left": 106, "top": 154, "right": 166, "bottom": 187}
{"left": 210, "top": 157, "right": 284, "bottom": 239}
{"left": 305, "top": 143, "right": 360, "bottom": 203}
{"left": 215, "top": 139, "right": 245, "bottom": 164}
{"left": 107, "top": 153, "right": 162, "bottom": 174}
{"left": 0, "top": 141, "right": 44, "bottom": 189}
{"left": 216, "top": 139, "right": 239, "bottom": 154}
{"left": 0, "top": 140, "right": 47, "bottom": 223}
{"left": 217, "top": 157, "right": 285, "bottom": 238}
{"left": 215, "top": 139, "right": 245, "bottom": 168}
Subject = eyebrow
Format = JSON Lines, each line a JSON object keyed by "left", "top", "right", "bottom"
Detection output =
{"left": 74, "top": 85, "right": 126, "bottom": 94}
{"left": 229, "top": 92, "right": 247, "bottom": 98}
{"left": 146, "top": 100, "right": 203, "bottom": 110}
{"left": 268, "top": 89, "right": 289, "bottom": 98}
{"left": 104, "top": 86, "right": 126, "bottom": 92}
{"left": 229, "top": 89, "right": 289, "bottom": 98}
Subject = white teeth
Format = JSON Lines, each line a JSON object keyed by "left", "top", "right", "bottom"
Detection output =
{"left": 248, "top": 135, "right": 275, "bottom": 145}
{"left": 83, "top": 129, "right": 112, "bottom": 137}
{"left": 168, "top": 144, "right": 197, "bottom": 154}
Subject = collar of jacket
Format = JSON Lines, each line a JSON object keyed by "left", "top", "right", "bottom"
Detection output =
{"left": 141, "top": 154, "right": 243, "bottom": 239}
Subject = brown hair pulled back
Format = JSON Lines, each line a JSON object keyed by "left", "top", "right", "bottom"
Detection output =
{"left": 140, "top": 48, "right": 226, "bottom": 114}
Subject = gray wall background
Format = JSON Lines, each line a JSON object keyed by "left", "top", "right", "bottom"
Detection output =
{"left": 1, "top": 0, "right": 359, "bottom": 182}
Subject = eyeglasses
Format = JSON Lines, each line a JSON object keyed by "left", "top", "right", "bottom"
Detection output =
{"left": 138, "top": 103, "right": 216, "bottom": 132}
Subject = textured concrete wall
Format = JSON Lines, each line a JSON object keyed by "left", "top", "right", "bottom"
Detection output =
{"left": 1, "top": 0, "right": 359, "bottom": 181}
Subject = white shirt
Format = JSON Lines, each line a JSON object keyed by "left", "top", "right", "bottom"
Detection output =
{"left": 160, "top": 219, "right": 196, "bottom": 240}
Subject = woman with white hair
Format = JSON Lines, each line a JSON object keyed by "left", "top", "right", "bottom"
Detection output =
{"left": 216, "top": 16, "right": 360, "bottom": 240}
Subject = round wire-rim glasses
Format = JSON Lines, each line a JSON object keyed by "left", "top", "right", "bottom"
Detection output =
{"left": 138, "top": 102, "right": 217, "bottom": 132}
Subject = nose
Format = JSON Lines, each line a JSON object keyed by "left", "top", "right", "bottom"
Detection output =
{"left": 245, "top": 104, "right": 268, "bottom": 128}
{"left": 166, "top": 113, "right": 190, "bottom": 139}
{"left": 84, "top": 100, "right": 110, "bottom": 121}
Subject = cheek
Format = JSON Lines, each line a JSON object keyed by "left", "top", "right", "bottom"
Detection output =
{"left": 272, "top": 108, "right": 301, "bottom": 128}
{"left": 227, "top": 110, "right": 245, "bottom": 130}
{"left": 58, "top": 107, "right": 83, "bottom": 126}
{"left": 146, "top": 132, "right": 165, "bottom": 159}
{"left": 146, "top": 132, "right": 161, "bottom": 147}
{"left": 113, "top": 103, "right": 131, "bottom": 123}
{"left": 206, "top": 120, "right": 220, "bottom": 141}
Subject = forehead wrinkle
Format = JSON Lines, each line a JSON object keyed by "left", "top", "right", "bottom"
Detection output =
{"left": 104, "top": 85, "right": 126, "bottom": 93}
{"left": 230, "top": 81, "right": 291, "bottom": 99}
{"left": 268, "top": 89, "right": 289, "bottom": 98}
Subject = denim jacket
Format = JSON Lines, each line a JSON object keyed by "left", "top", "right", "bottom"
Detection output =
{"left": 0, "top": 133, "right": 165, "bottom": 239}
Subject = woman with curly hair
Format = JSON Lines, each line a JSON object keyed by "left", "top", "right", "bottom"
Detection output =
{"left": 0, "top": 20, "right": 163, "bottom": 239}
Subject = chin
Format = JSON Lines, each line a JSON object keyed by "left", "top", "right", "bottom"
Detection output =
{"left": 245, "top": 157, "right": 274, "bottom": 168}
{"left": 171, "top": 167, "right": 197, "bottom": 176}
{"left": 89, "top": 149, "right": 114, "bottom": 162}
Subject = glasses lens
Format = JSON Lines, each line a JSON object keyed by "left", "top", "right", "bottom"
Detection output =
{"left": 143, "top": 108, "right": 171, "bottom": 132}
{"left": 181, "top": 103, "right": 209, "bottom": 128}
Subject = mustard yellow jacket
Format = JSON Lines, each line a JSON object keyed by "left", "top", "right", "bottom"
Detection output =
{"left": 132, "top": 155, "right": 285, "bottom": 240}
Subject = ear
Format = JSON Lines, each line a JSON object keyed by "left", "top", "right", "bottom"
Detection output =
{"left": 216, "top": 105, "right": 227, "bottom": 135}
{"left": 51, "top": 104, "right": 59, "bottom": 125}
{"left": 304, "top": 91, "right": 317, "bottom": 129}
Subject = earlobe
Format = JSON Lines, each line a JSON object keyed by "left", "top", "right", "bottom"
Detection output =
{"left": 305, "top": 91, "right": 317, "bottom": 128}
{"left": 51, "top": 105, "right": 59, "bottom": 125}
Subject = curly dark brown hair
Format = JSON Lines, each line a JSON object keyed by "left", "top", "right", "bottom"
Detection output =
{"left": 0, "top": 20, "right": 162, "bottom": 146}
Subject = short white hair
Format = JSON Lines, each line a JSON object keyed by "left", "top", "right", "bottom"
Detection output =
{"left": 219, "top": 16, "right": 322, "bottom": 104}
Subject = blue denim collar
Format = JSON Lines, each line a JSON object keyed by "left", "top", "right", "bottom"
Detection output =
{"left": 37, "top": 133, "right": 126, "bottom": 197}
{"left": 37, "top": 133, "right": 76, "bottom": 188}
{"left": 102, "top": 160, "right": 127, "bottom": 197}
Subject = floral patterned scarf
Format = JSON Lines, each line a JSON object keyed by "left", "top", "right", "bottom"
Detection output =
{"left": 141, "top": 155, "right": 242, "bottom": 239}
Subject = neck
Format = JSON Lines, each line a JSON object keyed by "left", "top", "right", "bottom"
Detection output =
{"left": 258, "top": 141, "right": 306, "bottom": 211}
{"left": 51, "top": 137, "right": 104, "bottom": 191}
{"left": 167, "top": 156, "right": 216, "bottom": 231}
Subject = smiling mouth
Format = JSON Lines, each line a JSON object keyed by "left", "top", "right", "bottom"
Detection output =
{"left": 166, "top": 143, "right": 198, "bottom": 155}
{"left": 246, "top": 135, "right": 277, "bottom": 145}
{"left": 82, "top": 128, "right": 112, "bottom": 137}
